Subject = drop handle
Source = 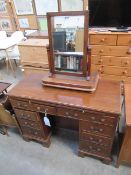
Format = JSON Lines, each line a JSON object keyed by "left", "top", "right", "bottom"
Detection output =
{"left": 37, "top": 106, "right": 41, "bottom": 110}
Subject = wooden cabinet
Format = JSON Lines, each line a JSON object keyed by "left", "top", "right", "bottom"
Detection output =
{"left": 8, "top": 74, "right": 121, "bottom": 164}
{"left": 18, "top": 39, "right": 49, "bottom": 75}
{"left": 90, "top": 31, "right": 131, "bottom": 82}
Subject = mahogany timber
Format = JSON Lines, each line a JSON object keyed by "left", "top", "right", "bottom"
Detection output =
{"left": 8, "top": 73, "right": 121, "bottom": 163}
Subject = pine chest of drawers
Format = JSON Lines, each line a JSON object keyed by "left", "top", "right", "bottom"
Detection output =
{"left": 89, "top": 31, "right": 131, "bottom": 82}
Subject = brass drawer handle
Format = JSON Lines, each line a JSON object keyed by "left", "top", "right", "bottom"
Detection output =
{"left": 34, "top": 131, "right": 38, "bottom": 135}
{"left": 74, "top": 113, "right": 78, "bottom": 117}
{"left": 100, "top": 118, "right": 106, "bottom": 122}
{"left": 65, "top": 112, "right": 69, "bottom": 115}
{"left": 24, "top": 122, "right": 28, "bottom": 125}
{"left": 99, "top": 139, "right": 102, "bottom": 143}
{"left": 89, "top": 137, "right": 94, "bottom": 141}
{"left": 91, "top": 116, "right": 95, "bottom": 120}
{"left": 37, "top": 106, "right": 41, "bottom": 110}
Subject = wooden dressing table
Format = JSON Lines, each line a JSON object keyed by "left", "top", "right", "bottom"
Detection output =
{"left": 8, "top": 73, "right": 121, "bottom": 164}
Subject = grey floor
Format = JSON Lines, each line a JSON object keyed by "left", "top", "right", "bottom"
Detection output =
{"left": 0, "top": 62, "right": 131, "bottom": 175}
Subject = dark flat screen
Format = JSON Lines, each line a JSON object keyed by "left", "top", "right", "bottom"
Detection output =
{"left": 89, "top": 0, "right": 131, "bottom": 27}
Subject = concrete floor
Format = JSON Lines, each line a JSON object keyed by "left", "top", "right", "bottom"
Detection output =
{"left": 0, "top": 63, "right": 131, "bottom": 175}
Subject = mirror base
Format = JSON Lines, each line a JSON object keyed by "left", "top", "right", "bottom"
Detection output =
{"left": 42, "top": 72, "right": 99, "bottom": 92}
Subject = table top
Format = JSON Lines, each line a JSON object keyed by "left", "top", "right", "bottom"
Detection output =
{"left": 18, "top": 39, "right": 49, "bottom": 47}
{"left": 124, "top": 84, "right": 131, "bottom": 126}
{"left": 27, "top": 31, "right": 48, "bottom": 39}
{"left": 0, "top": 82, "right": 11, "bottom": 94}
{"left": 0, "top": 38, "right": 16, "bottom": 50}
{"left": 8, "top": 73, "right": 121, "bottom": 115}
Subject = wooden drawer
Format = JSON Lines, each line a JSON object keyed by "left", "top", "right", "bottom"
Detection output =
{"left": 101, "top": 56, "right": 122, "bottom": 66}
{"left": 17, "top": 118, "right": 42, "bottom": 130}
{"left": 10, "top": 99, "right": 31, "bottom": 110}
{"left": 89, "top": 34, "right": 117, "bottom": 45}
{"left": 117, "top": 35, "right": 131, "bottom": 46}
{"left": 101, "top": 74, "right": 126, "bottom": 82}
{"left": 92, "top": 45, "right": 131, "bottom": 57}
{"left": 14, "top": 109, "right": 39, "bottom": 121}
{"left": 102, "top": 66, "right": 127, "bottom": 76}
{"left": 80, "top": 121, "right": 115, "bottom": 138}
{"left": 80, "top": 132, "right": 112, "bottom": 147}
{"left": 79, "top": 140, "right": 110, "bottom": 157}
{"left": 21, "top": 126, "right": 44, "bottom": 138}
{"left": 33, "top": 103, "right": 56, "bottom": 115}
{"left": 57, "top": 108, "right": 82, "bottom": 119}
{"left": 82, "top": 111, "right": 117, "bottom": 126}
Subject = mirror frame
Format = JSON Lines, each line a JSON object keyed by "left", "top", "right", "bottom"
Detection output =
{"left": 47, "top": 11, "right": 89, "bottom": 77}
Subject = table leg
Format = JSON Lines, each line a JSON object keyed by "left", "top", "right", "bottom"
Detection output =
{"left": 5, "top": 50, "right": 16, "bottom": 77}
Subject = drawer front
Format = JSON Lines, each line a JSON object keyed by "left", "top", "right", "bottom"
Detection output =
{"left": 14, "top": 109, "right": 39, "bottom": 121}
{"left": 80, "top": 132, "right": 112, "bottom": 147}
{"left": 92, "top": 45, "right": 131, "bottom": 57}
{"left": 57, "top": 108, "right": 82, "bottom": 119}
{"left": 21, "top": 126, "right": 44, "bottom": 138}
{"left": 117, "top": 35, "right": 131, "bottom": 46}
{"left": 17, "top": 118, "right": 42, "bottom": 130}
{"left": 89, "top": 34, "right": 117, "bottom": 45}
{"left": 101, "top": 74, "right": 126, "bottom": 82}
{"left": 80, "top": 121, "right": 115, "bottom": 138}
{"left": 101, "top": 56, "right": 122, "bottom": 66}
{"left": 10, "top": 99, "right": 31, "bottom": 110}
{"left": 33, "top": 104, "right": 56, "bottom": 115}
{"left": 102, "top": 66, "right": 127, "bottom": 76}
{"left": 82, "top": 111, "right": 117, "bottom": 126}
{"left": 79, "top": 140, "right": 110, "bottom": 157}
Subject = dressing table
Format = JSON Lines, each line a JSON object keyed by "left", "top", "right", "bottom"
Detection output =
{"left": 8, "top": 73, "right": 121, "bottom": 164}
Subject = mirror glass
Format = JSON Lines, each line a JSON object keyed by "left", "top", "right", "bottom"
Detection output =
{"left": 51, "top": 15, "right": 84, "bottom": 73}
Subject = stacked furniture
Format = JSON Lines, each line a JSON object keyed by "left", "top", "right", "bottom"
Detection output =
{"left": 90, "top": 31, "right": 131, "bottom": 82}
{"left": 18, "top": 39, "right": 49, "bottom": 75}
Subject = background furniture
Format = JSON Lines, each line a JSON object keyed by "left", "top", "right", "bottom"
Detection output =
{"left": 18, "top": 38, "right": 49, "bottom": 75}
{"left": 117, "top": 83, "right": 131, "bottom": 167}
{"left": 26, "top": 30, "right": 48, "bottom": 39}
{"left": 8, "top": 73, "right": 121, "bottom": 164}
{"left": 90, "top": 30, "right": 131, "bottom": 83}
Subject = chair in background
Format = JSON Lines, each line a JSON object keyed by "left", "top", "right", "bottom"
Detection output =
{"left": 7, "top": 31, "right": 26, "bottom": 66}
{"left": 0, "top": 31, "right": 7, "bottom": 40}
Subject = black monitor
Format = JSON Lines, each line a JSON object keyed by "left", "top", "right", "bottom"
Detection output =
{"left": 53, "top": 31, "right": 66, "bottom": 52}
{"left": 89, "top": 0, "right": 131, "bottom": 27}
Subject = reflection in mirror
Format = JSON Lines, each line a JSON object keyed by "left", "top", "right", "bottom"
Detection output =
{"left": 52, "top": 16, "right": 84, "bottom": 73}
